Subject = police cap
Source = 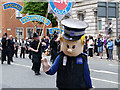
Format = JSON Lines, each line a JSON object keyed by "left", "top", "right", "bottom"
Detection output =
{"left": 61, "top": 19, "right": 88, "bottom": 41}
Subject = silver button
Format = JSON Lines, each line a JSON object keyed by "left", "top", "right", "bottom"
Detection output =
{"left": 70, "top": 38, "right": 72, "bottom": 40}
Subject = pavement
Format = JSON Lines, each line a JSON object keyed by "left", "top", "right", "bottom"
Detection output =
{"left": 0, "top": 53, "right": 120, "bottom": 89}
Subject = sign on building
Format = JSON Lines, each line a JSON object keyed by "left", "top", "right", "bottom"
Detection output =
{"left": 3, "top": 2, "right": 23, "bottom": 11}
{"left": 49, "top": 28, "right": 64, "bottom": 34}
{"left": 7, "top": 28, "right": 11, "bottom": 31}
{"left": 20, "top": 15, "right": 51, "bottom": 26}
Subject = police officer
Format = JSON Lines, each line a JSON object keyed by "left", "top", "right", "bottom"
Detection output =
{"left": 1, "top": 33, "right": 11, "bottom": 64}
{"left": 50, "top": 33, "right": 59, "bottom": 63}
{"left": 29, "top": 33, "right": 46, "bottom": 75}
{"left": 9, "top": 35, "right": 15, "bottom": 62}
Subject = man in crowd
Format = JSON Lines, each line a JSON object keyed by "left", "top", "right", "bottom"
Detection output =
{"left": 9, "top": 35, "right": 15, "bottom": 62}
{"left": 107, "top": 38, "right": 114, "bottom": 60}
{"left": 115, "top": 35, "right": 120, "bottom": 61}
{"left": 29, "top": 32, "right": 46, "bottom": 75}
{"left": 50, "top": 33, "right": 59, "bottom": 63}
{"left": 97, "top": 34, "right": 104, "bottom": 59}
{"left": 1, "top": 33, "right": 12, "bottom": 64}
{"left": 20, "top": 39, "right": 26, "bottom": 59}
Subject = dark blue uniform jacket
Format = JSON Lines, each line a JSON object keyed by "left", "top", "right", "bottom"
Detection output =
{"left": 46, "top": 51, "right": 92, "bottom": 88}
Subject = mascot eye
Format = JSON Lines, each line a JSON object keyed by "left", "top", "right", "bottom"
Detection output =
{"left": 67, "top": 44, "right": 69, "bottom": 48}
{"left": 72, "top": 45, "right": 75, "bottom": 49}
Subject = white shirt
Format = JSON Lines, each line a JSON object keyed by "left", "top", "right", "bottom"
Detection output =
{"left": 88, "top": 39, "right": 94, "bottom": 49}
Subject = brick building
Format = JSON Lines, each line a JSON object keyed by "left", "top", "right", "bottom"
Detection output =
{"left": 0, "top": 0, "right": 52, "bottom": 40}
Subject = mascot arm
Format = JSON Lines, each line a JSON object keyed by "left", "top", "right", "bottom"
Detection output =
{"left": 42, "top": 55, "right": 61, "bottom": 75}
{"left": 84, "top": 59, "right": 92, "bottom": 88}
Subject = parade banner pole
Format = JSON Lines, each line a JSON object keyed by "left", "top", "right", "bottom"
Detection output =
{"left": 32, "top": 21, "right": 38, "bottom": 32}
{"left": 10, "top": 12, "right": 16, "bottom": 19}
{"left": 42, "top": 8, "right": 49, "bottom": 37}
{"left": 37, "top": 8, "right": 49, "bottom": 51}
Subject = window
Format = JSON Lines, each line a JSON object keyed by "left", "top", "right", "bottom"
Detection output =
{"left": 26, "top": 28, "right": 34, "bottom": 39}
{"left": 16, "top": 28, "right": 24, "bottom": 40}
{"left": 98, "top": 20, "right": 102, "bottom": 30}
{"left": 16, "top": 10, "right": 23, "bottom": 19}
{"left": 98, "top": 18, "right": 102, "bottom": 30}
{"left": 77, "top": 13, "right": 84, "bottom": 21}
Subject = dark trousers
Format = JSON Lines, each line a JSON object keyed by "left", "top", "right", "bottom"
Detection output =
{"left": 51, "top": 49, "right": 57, "bottom": 63}
{"left": 33, "top": 61, "right": 41, "bottom": 73}
{"left": 118, "top": 47, "right": 120, "bottom": 60}
{"left": 11, "top": 50, "right": 14, "bottom": 62}
{"left": 106, "top": 48, "right": 109, "bottom": 59}
{"left": 32, "top": 53, "right": 42, "bottom": 74}
{"left": 83, "top": 45, "right": 87, "bottom": 54}
{"left": 14, "top": 46, "right": 18, "bottom": 58}
{"left": 88, "top": 48, "right": 93, "bottom": 57}
{"left": 20, "top": 47, "right": 25, "bottom": 58}
{"left": 2, "top": 50, "right": 11, "bottom": 64}
{"left": 29, "top": 51, "right": 32, "bottom": 59}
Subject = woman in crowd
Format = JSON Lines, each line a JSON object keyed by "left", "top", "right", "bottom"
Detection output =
{"left": 88, "top": 36, "right": 94, "bottom": 58}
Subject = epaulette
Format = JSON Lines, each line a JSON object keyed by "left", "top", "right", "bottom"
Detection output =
{"left": 81, "top": 53, "right": 88, "bottom": 56}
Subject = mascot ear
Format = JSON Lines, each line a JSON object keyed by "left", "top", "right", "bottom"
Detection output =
{"left": 81, "top": 35, "right": 85, "bottom": 44}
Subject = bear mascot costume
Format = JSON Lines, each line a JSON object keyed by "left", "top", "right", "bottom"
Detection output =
{"left": 42, "top": 19, "right": 92, "bottom": 90}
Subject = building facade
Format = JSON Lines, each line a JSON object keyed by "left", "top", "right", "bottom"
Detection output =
{"left": 0, "top": 0, "right": 120, "bottom": 39}
{"left": 72, "top": 0, "right": 120, "bottom": 38}
{"left": 0, "top": 0, "right": 52, "bottom": 40}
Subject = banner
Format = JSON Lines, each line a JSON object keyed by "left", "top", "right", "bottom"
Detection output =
{"left": 49, "top": 28, "right": 64, "bottom": 34}
{"left": 3, "top": 2, "right": 23, "bottom": 11}
{"left": 48, "top": 0, "right": 72, "bottom": 20}
{"left": 49, "top": 0, "right": 72, "bottom": 15}
{"left": 20, "top": 15, "right": 51, "bottom": 26}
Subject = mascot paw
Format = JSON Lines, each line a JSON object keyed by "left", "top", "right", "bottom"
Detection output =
{"left": 41, "top": 58, "right": 51, "bottom": 72}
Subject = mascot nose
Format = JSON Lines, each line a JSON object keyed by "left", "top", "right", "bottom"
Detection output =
{"left": 67, "top": 49, "right": 72, "bottom": 53}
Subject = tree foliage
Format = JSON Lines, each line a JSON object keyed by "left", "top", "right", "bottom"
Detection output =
{"left": 21, "top": 1, "right": 58, "bottom": 27}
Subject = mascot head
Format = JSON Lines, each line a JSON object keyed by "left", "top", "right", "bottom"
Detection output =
{"left": 61, "top": 19, "right": 88, "bottom": 57}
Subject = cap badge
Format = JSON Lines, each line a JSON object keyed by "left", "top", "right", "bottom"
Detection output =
{"left": 70, "top": 31, "right": 74, "bottom": 36}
